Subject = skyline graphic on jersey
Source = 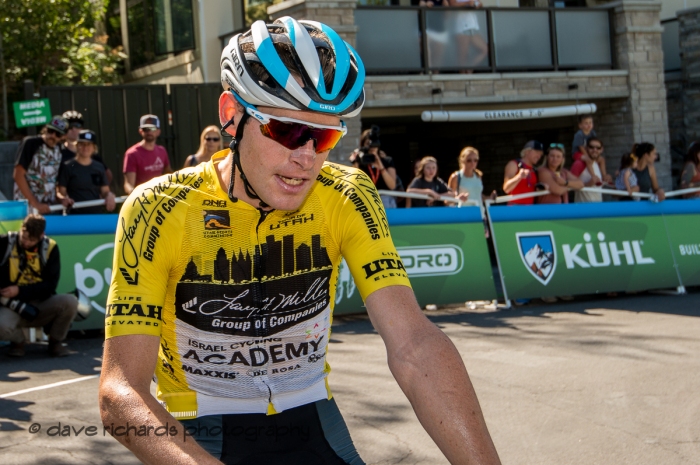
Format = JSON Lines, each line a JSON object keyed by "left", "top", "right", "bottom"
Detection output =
{"left": 181, "top": 233, "right": 332, "bottom": 284}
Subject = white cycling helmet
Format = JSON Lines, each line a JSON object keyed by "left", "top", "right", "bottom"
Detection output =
{"left": 221, "top": 17, "right": 365, "bottom": 118}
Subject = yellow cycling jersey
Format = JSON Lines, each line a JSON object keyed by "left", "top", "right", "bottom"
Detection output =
{"left": 106, "top": 151, "right": 410, "bottom": 419}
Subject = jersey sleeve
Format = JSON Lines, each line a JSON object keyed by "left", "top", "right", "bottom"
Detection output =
{"left": 105, "top": 185, "right": 181, "bottom": 338}
{"left": 327, "top": 167, "right": 412, "bottom": 300}
{"left": 570, "top": 160, "right": 586, "bottom": 177}
{"left": 15, "top": 137, "right": 41, "bottom": 170}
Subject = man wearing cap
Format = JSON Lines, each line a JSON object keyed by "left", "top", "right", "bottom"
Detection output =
{"left": 13, "top": 116, "right": 71, "bottom": 214}
{"left": 122, "top": 114, "right": 172, "bottom": 194}
{"left": 60, "top": 110, "right": 113, "bottom": 186}
{"left": 58, "top": 130, "right": 116, "bottom": 214}
{"left": 502, "top": 140, "right": 544, "bottom": 206}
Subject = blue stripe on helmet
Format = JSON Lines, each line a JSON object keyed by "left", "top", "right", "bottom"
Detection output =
{"left": 335, "top": 42, "right": 365, "bottom": 114}
{"left": 314, "top": 24, "right": 350, "bottom": 101}
{"left": 256, "top": 37, "right": 293, "bottom": 93}
{"left": 281, "top": 17, "right": 296, "bottom": 47}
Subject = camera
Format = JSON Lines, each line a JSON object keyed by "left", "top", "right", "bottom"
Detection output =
{"left": 359, "top": 125, "right": 381, "bottom": 165}
{"left": 0, "top": 296, "right": 39, "bottom": 322}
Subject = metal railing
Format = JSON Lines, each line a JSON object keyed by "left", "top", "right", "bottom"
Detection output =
{"left": 355, "top": 6, "right": 614, "bottom": 75}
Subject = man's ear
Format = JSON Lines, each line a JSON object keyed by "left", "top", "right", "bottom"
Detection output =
{"left": 219, "top": 92, "right": 241, "bottom": 137}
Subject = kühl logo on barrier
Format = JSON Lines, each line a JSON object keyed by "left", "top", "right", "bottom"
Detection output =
{"left": 517, "top": 232, "right": 556, "bottom": 286}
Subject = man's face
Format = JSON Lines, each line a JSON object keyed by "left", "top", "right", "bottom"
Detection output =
{"left": 237, "top": 106, "right": 340, "bottom": 212}
{"left": 587, "top": 141, "right": 603, "bottom": 159}
{"left": 139, "top": 128, "right": 160, "bottom": 143}
{"left": 19, "top": 228, "right": 42, "bottom": 250}
{"left": 42, "top": 128, "right": 62, "bottom": 148}
{"left": 525, "top": 149, "right": 543, "bottom": 166}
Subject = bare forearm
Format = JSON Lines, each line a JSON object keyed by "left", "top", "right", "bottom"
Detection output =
{"left": 389, "top": 327, "right": 500, "bottom": 464}
{"left": 99, "top": 384, "right": 221, "bottom": 465}
{"left": 13, "top": 168, "right": 40, "bottom": 206}
{"left": 502, "top": 176, "right": 520, "bottom": 194}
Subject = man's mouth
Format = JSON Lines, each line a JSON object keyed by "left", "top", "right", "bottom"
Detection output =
{"left": 278, "top": 175, "right": 304, "bottom": 186}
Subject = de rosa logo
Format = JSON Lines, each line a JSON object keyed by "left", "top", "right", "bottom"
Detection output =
{"left": 516, "top": 230, "right": 657, "bottom": 286}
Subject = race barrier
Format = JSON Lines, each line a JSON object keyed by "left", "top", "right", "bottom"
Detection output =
{"left": 486, "top": 199, "right": 700, "bottom": 302}
{"left": 1, "top": 191, "right": 699, "bottom": 329}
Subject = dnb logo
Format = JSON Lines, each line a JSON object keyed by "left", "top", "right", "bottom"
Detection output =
{"left": 517, "top": 232, "right": 556, "bottom": 285}
{"left": 74, "top": 243, "right": 114, "bottom": 313}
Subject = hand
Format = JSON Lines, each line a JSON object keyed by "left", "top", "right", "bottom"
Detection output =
{"left": 429, "top": 190, "right": 442, "bottom": 200}
{"left": 105, "top": 193, "right": 116, "bottom": 212}
{"left": 1, "top": 286, "right": 20, "bottom": 299}
{"left": 556, "top": 175, "right": 567, "bottom": 186}
{"left": 655, "top": 189, "right": 666, "bottom": 201}
{"left": 60, "top": 197, "right": 75, "bottom": 208}
{"left": 591, "top": 175, "right": 602, "bottom": 186}
{"left": 33, "top": 202, "right": 51, "bottom": 214}
{"left": 456, "top": 192, "right": 469, "bottom": 202}
{"left": 604, "top": 174, "right": 614, "bottom": 185}
{"left": 518, "top": 168, "right": 530, "bottom": 180}
{"left": 489, "top": 190, "right": 497, "bottom": 200}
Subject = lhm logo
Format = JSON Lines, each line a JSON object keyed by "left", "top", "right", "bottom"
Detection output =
{"left": 517, "top": 232, "right": 556, "bottom": 286}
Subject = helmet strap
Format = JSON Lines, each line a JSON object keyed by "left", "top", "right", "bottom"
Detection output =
{"left": 224, "top": 111, "right": 269, "bottom": 209}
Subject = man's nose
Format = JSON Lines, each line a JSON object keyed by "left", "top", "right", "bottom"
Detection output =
{"left": 290, "top": 140, "right": 317, "bottom": 168}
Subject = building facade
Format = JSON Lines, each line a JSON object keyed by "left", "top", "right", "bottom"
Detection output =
{"left": 117, "top": 0, "right": 675, "bottom": 195}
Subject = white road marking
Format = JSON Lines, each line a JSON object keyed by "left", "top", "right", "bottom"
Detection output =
{"left": 0, "top": 375, "right": 99, "bottom": 398}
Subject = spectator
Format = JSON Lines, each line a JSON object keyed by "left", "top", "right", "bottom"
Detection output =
{"left": 536, "top": 144, "right": 584, "bottom": 204}
{"left": 58, "top": 130, "right": 116, "bottom": 214}
{"left": 183, "top": 125, "right": 223, "bottom": 168}
{"left": 503, "top": 140, "right": 544, "bottom": 205}
{"left": 407, "top": 156, "right": 465, "bottom": 207}
{"left": 571, "top": 114, "right": 609, "bottom": 185}
{"left": 680, "top": 142, "right": 700, "bottom": 198}
{"left": 13, "top": 116, "right": 69, "bottom": 214}
{"left": 631, "top": 142, "right": 665, "bottom": 201}
{"left": 421, "top": 0, "right": 450, "bottom": 69}
{"left": 349, "top": 126, "right": 399, "bottom": 208}
{"left": 123, "top": 114, "right": 172, "bottom": 194}
{"left": 60, "top": 110, "right": 113, "bottom": 186}
{"left": 447, "top": 146, "right": 495, "bottom": 209}
{"left": 571, "top": 137, "right": 605, "bottom": 203}
{"left": 0, "top": 214, "right": 78, "bottom": 357}
{"left": 614, "top": 153, "right": 640, "bottom": 200}
{"left": 449, "top": 0, "right": 488, "bottom": 72}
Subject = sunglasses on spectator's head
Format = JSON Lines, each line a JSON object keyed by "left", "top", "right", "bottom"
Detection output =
{"left": 588, "top": 144, "right": 602, "bottom": 150}
{"left": 245, "top": 106, "right": 346, "bottom": 154}
{"left": 205, "top": 137, "right": 220, "bottom": 142}
{"left": 46, "top": 128, "right": 62, "bottom": 136}
{"left": 549, "top": 143, "right": 565, "bottom": 151}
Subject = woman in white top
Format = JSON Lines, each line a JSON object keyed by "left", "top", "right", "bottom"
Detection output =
{"left": 448, "top": 146, "right": 495, "bottom": 210}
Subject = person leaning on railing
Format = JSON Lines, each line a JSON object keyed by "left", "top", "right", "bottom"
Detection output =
{"left": 57, "top": 130, "right": 116, "bottom": 214}
{"left": 536, "top": 143, "right": 584, "bottom": 204}
{"left": 407, "top": 156, "right": 467, "bottom": 207}
{"left": 502, "top": 140, "right": 544, "bottom": 206}
{"left": 680, "top": 142, "right": 700, "bottom": 199}
{"left": 447, "top": 146, "right": 496, "bottom": 208}
{"left": 631, "top": 142, "right": 665, "bottom": 201}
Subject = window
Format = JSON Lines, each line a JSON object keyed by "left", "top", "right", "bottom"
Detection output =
{"left": 127, "top": 0, "right": 196, "bottom": 70}
{"left": 519, "top": 0, "right": 587, "bottom": 6}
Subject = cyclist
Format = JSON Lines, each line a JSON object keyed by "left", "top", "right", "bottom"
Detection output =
{"left": 99, "top": 18, "right": 500, "bottom": 465}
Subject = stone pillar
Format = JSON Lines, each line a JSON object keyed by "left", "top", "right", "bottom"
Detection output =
{"left": 678, "top": 7, "right": 700, "bottom": 144}
{"left": 267, "top": 0, "right": 361, "bottom": 164}
{"left": 610, "top": 0, "right": 672, "bottom": 189}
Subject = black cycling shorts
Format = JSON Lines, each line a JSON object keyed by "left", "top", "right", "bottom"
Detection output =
{"left": 180, "top": 398, "right": 365, "bottom": 465}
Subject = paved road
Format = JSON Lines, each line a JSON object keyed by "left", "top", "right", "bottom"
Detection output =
{"left": 1, "top": 291, "right": 699, "bottom": 464}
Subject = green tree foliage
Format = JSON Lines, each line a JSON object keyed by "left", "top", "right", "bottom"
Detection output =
{"left": 0, "top": 0, "right": 126, "bottom": 92}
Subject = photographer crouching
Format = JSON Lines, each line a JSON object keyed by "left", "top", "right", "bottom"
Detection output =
{"left": 349, "top": 125, "right": 401, "bottom": 208}
{"left": 0, "top": 214, "right": 78, "bottom": 357}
